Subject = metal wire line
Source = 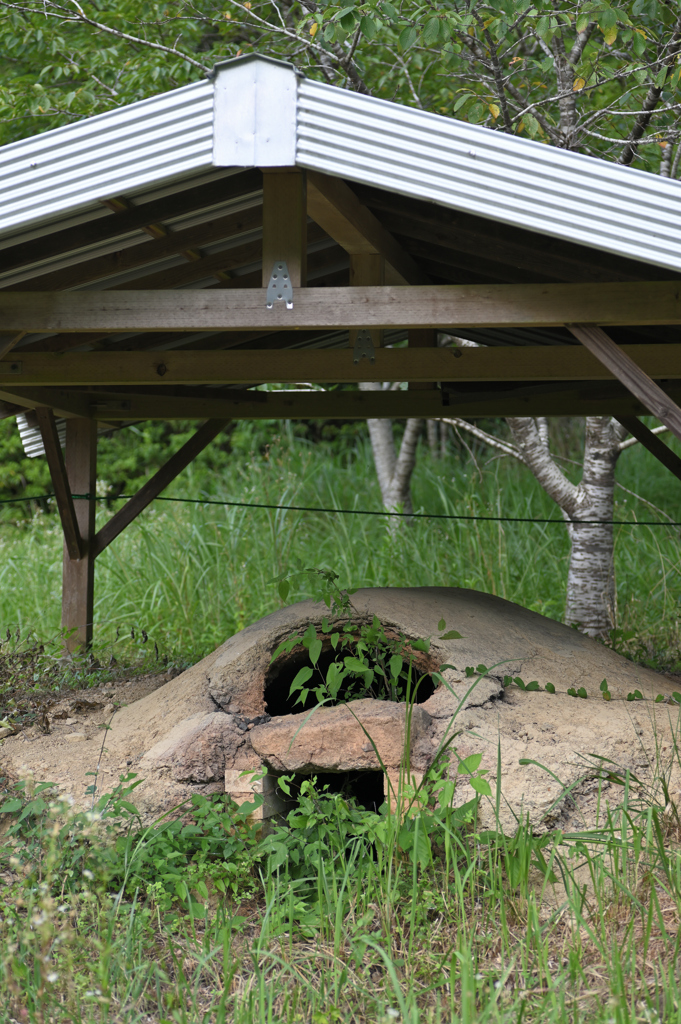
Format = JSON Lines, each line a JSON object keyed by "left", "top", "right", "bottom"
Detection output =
{"left": 3, "top": 491, "right": 679, "bottom": 527}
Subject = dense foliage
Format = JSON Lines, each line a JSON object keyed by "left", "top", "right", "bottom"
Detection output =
{"left": 1, "top": 0, "right": 679, "bottom": 173}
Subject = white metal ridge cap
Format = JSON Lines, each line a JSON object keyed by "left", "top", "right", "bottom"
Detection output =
{"left": 211, "top": 53, "right": 302, "bottom": 167}
{"left": 0, "top": 79, "right": 213, "bottom": 169}
{"left": 297, "top": 78, "right": 681, "bottom": 203}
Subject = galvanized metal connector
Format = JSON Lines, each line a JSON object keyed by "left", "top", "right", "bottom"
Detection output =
{"left": 266, "top": 261, "right": 293, "bottom": 309}
{"left": 353, "top": 330, "right": 375, "bottom": 364}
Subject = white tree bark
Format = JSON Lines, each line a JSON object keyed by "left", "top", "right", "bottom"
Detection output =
{"left": 442, "top": 412, "right": 633, "bottom": 638}
{"left": 506, "top": 416, "right": 626, "bottom": 636}
{"left": 359, "top": 381, "right": 422, "bottom": 516}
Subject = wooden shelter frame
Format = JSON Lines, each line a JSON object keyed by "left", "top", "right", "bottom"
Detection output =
{"left": 0, "top": 56, "right": 680, "bottom": 648}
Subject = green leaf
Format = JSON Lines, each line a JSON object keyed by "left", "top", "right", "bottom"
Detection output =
{"left": 440, "top": 630, "right": 463, "bottom": 640}
{"left": 278, "top": 580, "right": 289, "bottom": 603}
{"left": 360, "top": 15, "right": 378, "bottom": 40}
{"left": 399, "top": 24, "right": 417, "bottom": 51}
{"left": 577, "top": 687, "right": 588, "bottom": 699}
{"left": 344, "top": 655, "right": 369, "bottom": 674}
{"left": 656, "top": 66, "right": 667, "bottom": 89}
{"left": 0, "top": 799, "right": 22, "bottom": 814}
{"left": 458, "top": 753, "right": 483, "bottom": 775}
{"left": 567, "top": 687, "right": 577, "bottom": 697}
{"left": 673, "top": 692, "right": 681, "bottom": 705}
{"left": 600, "top": 679, "right": 609, "bottom": 692}
{"left": 309, "top": 638, "right": 322, "bottom": 666}
{"left": 526, "top": 681, "right": 540, "bottom": 692}
{"left": 381, "top": 2, "right": 398, "bottom": 20}
{"left": 422, "top": 17, "right": 441, "bottom": 46}
{"left": 545, "top": 683, "right": 555, "bottom": 694}
{"left": 389, "top": 654, "right": 403, "bottom": 679}
{"left": 438, "top": 618, "right": 446, "bottom": 631}
{"left": 470, "top": 776, "right": 492, "bottom": 796}
{"left": 602, "top": 691, "right": 611, "bottom": 701}
{"left": 655, "top": 694, "right": 665, "bottom": 703}
{"left": 289, "top": 665, "right": 313, "bottom": 697}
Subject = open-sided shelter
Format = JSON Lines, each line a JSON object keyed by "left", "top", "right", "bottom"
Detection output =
{"left": 0, "top": 53, "right": 680, "bottom": 647}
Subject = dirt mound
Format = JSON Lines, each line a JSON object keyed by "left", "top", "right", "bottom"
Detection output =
{"left": 1, "top": 588, "right": 679, "bottom": 833}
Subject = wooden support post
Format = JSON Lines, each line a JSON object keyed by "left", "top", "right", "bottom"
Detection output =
{"left": 350, "top": 253, "right": 384, "bottom": 352}
{"left": 61, "top": 418, "right": 97, "bottom": 651}
{"left": 408, "top": 330, "right": 437, "bottom": 390}
{"left": 616, "top": 416, "right": 681, "bottom": 482}
{"left": 569, "top": 324, "right": 681, "bottom": 443}
{"left": 93, "top": 419, "right": 228, "bottom": 558}
{"left": 261, "top": 170, "right": 307, "bottom": 288}
{"left": 35, "top": 406, "right": 82, "bottom": 561}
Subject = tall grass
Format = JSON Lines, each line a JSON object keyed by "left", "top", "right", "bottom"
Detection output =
{"left": 0, "top": 424, "right": 678, "bottom": 663}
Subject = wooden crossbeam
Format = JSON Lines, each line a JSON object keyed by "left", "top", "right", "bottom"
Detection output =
{"left": 616, "top": 416, "right": 681, "bottom": 481}
{"left": 4, "top": 381, "right": 676, "bottom": 421}
{"left": 1, "top": 282, "right": 679, "bottom": 333}
{"left": 35, "top": 406, "right": 82, "bottom": 560}
{"left": 307, "top": 172, "right": 429, "bottom": 286}
{"left": 569, "top": 324, "right": 681, "bottom": 443}
{"left": 0, "top": 344, "right": 679, "bottom": 387}
{"left": 92, "top": 419, "right": 228, "bottom": 558}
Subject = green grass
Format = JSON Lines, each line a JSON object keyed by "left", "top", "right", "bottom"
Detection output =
{"left": 0, "top": 421, "right": 680, "bottom": 1021}
{"left": 0, "top": 423, "right": 678, "bottom": 667}
{"left": 2, "top": 726, "right": 681, "bottom": 1023}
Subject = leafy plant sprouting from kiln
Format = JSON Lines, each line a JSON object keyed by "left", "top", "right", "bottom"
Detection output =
{"left": 270, "top": 568, "right": 463, "bottom": 709}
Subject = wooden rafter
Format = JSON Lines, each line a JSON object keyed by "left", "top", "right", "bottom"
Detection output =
{"left": 616, "top": 416, "right": 681, "bottom": 482}
{"left": 568, "top": 324, "right": 681, "bottom": 443}
{"left": 35, "top": 406, "right": 82, "bottom": 560}
{"left": 356, "top": 187, "right": 680, "bottom": 285}
{"left": 0, "top": 170, "right": 263, "bottom": 280}
{"left": 92, "top": 419, "right": 228, "bottom": 557}
{"left": 307, "top": 172, "right": 429, "bottom": 286}
{"left": 8, "top": 207, "right": 263, "bottom": 293}
{"left": 0, "top": 344, "right": 679, "bottom": 388}
{"left": 1, "top": 281, "right": 680, "bottom": 334}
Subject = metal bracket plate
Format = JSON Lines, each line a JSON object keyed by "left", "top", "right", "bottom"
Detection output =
{"left": 353, "top": 330, "right": 375, "bottom": 365}
{"left": 266, "top": 261, "right": 293, "bottom": 309}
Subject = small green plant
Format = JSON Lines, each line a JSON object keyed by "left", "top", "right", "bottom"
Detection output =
{"left": 270, "top": 569, "right": 462, "bottom": 708}
{"left": 600, "top": 678, "right": 612, "bottom": 701}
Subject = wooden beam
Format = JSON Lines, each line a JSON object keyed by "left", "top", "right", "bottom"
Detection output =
{"left": 9, "top": 207, "right": 263, "bottom": 293}
{"left": 0, "top": 170, "right": 263, "bottom": 279}
{"left": 262, "top": 170, "right": 307, "bottom": 288}
{"left": 92, "top": 419, "right": 228, "bottom": 558}
{"left": 2, "top": 281, "right": 680, "bottom": 333}
{"left": 615, "top": 416, "right": 681, "bottom": 481}
{"left": 356, "top": 187, "right": 680, "bottom": 285}
{"left": 60, "top": 419, "right": 97, "bottom": 650}
{"left": 35, "top": 406, "right": 82, "bottom": 560}
{"left": 568, "top": 324, "right": 681, "bottom": 443}
{"left": 6, "top": 381, "right": 677, "bottom": 421}
{"left": 350, "top": 253, "right": 384, "bottom": 352}
{"left": 0, "top": 332, "right": 25, "bottom": 359}
{"left": 307, "top": 172, "right": 429, "bottom": 286}
{"left": 1, "top": 344, "right": 680, "bottom": 387}
{"left": 408, "top": 329, "right": 437, "bottom": 391}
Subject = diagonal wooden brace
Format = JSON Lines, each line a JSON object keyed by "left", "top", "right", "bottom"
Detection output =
{"left": 568, "top": 324, "right": 681, "bottom": 443}
{"left": 92, "top": 419, "right": 228, "bottom": 559}
{"left": 35, "top": 406, "right": 82, "bottom": 560}
{"left": 615, "top": 416, "right": 681, "bottom": 483}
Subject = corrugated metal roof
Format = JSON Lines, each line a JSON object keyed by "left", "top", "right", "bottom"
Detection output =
{"left": 0, "top": 53, "right": 680, "bottom": 274}
{"left": 296, "top": 78, "right": 681, "bottom": 273}
{"left": 0, "top": 79, "right": 214, "bottom": 239}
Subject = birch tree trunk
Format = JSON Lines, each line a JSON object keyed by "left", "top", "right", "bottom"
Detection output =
{"left": 506, "top": 416, "right": 627, "bottom": 636}
{"left": 359, "top": 381, "right": 422, "bottom": 516}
